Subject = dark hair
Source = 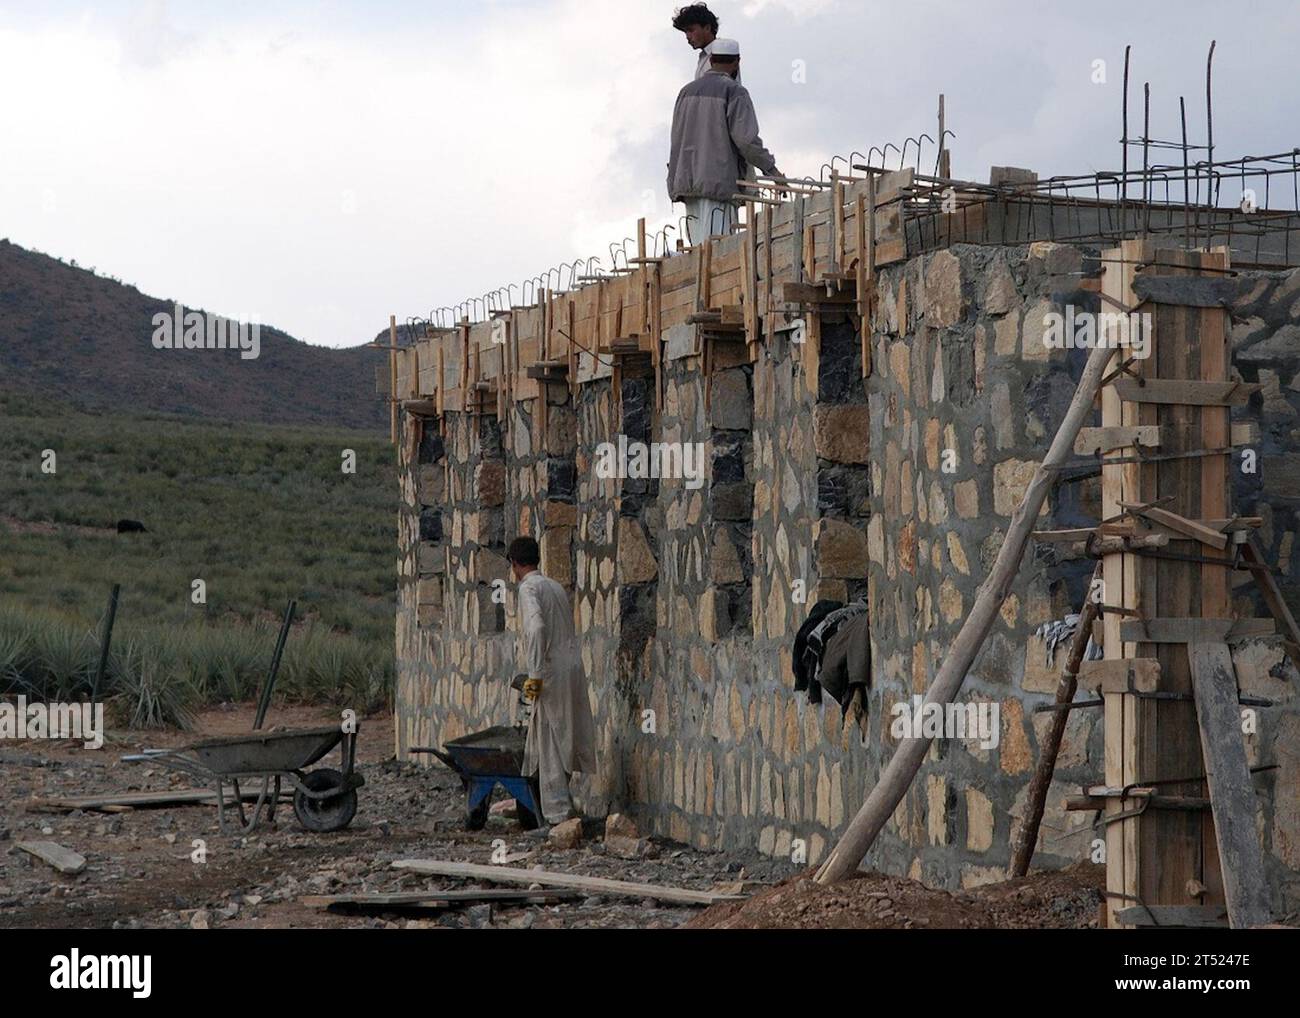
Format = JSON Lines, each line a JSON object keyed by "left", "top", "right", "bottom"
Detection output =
{"left": 672, "top": 4, "right": 719, "bottom": 33}
{"left": 507, "top": 536, "right": 540, "bottom": 568}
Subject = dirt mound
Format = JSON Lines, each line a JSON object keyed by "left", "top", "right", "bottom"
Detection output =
{"left": 686, "top": 863, "right": 1105, "bottom": 929}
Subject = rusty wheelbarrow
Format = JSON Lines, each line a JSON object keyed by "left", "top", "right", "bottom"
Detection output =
{"left": 123, "top": 600, "right": 364, "bottom": 834}
{"left": 125, "top": 725, "right": 364, "bottom": 834}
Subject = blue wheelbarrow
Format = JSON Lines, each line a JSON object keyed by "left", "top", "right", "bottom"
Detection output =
{"left": 412, "top": 724, "right": 543, "bottom": 831}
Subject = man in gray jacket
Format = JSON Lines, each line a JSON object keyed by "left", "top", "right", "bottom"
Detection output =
{"left": 667, "top": 38, "right": 781, "bottom": 240}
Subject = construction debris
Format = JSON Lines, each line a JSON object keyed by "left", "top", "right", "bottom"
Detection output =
{"left": 27, "top": 787, "right": 292, "bottom": 814}
{"left": 17, "top": 840, "right": 87, "bottom": 875}
{"left": 391, "top": 859, "right": 745, "bottom": 906}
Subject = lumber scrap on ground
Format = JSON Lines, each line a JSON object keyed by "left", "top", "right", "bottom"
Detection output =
{"left": 302, "top": 888, "right": 580, "bottom": 912}
{"left": 27, "top": 787, "right": 292, "bottom": 813}
{"left": 17, "top": 840, "right": 87, "bottom": 874}
{"left": 390, "top": 859, "right": 743, "bottom": 906}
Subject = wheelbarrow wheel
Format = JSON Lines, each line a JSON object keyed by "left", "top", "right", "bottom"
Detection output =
{"left": 293, "top": 768, "right": 357, "bottom": 833}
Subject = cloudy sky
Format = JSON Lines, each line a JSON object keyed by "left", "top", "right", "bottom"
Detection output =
{"left": 2, "top": 0, "right": 1298, "bottom": 348}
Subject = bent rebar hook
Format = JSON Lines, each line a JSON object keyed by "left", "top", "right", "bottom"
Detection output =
{"left": 935, "top": 130, "right": 956, "bottom": 176}
{"left": 657, "top": 223, "right": 675, "bottom": 256}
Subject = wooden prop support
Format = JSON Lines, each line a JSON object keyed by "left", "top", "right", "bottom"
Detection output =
{"left": 815, "top": 332, "right": 1117, "bottom": 885}
{"left": 1187, "top": 642, "right": 1273, "bottom": 928}
{"left": 1008, "top": 564, "right": 1102, "bottom": 877}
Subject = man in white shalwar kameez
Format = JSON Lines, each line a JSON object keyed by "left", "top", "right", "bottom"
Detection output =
{"left": 508, "top": 536, "right": 597, "bottom": 826}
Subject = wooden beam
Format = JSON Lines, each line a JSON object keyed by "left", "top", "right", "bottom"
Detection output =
{"left": 1118, "top": 618, "right": 1275, "bottom": 643}
{"left": 774, "top": 281, "right": 855, "bottom": 305}
{"left": 1120, "top": 503, "right": 1229, "bottom": 550}
{"left": 1115, "top": 905, "right": 1228, "bottom": 928}
{"left": 1078, "top": 658, "right": 1161, "bottom": 694}
{"left": 391, "top": 859, "right": 742, "bottom": 906}
{"left": 1241, "top": 538, "right": 1300, "bottom": 668}
{"left": 1075, "top": 425, "right": 1162, "bottom": 455}
{"left": 303, "top": 888, "right": 579, "bottom": 910}
{"left": 1112, "top": 379, "right": 1258, "bottom": 406}
{"left": 1187, "top": 642, "right": 1272, "bottom": 928}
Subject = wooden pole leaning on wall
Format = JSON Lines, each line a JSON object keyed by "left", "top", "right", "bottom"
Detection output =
{"left": 1008, "top": 563, "right": 1102, "bottom": 878}
{"left": 815, "top": 335, "right": 1117, "bottom": 885}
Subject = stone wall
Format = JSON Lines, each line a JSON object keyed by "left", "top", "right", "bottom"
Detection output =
{"left": 394, "top": 243, "right": 1300, "bottom": 903}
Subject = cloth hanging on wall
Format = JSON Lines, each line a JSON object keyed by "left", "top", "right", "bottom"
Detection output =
{"left": 791, "top": 599, "right": 843, "bottom": 704}
{"left": 799, "top": 601, "right": 868, "bottom": 704}
{"left": 817, "top": 612, "right": 872, "bottom": 711}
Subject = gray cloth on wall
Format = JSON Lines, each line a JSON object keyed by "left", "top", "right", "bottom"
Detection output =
{"left": 667, "top": 71, "right": 778, "bottom": 203}
{"left": 800, "top": 601, "right": 868, "bottom": 704}
{"left": 518, "top": 570, "right": 596, "bottom": 821}
{"left": 817, "top": 612, "right": 872, "bottom": 710}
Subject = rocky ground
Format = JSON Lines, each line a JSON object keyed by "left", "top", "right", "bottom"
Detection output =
{"left": 2, "top": 703, "right": 1105, "bottom": 930}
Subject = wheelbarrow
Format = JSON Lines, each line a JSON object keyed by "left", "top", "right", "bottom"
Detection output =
{"left": 125, "top": 725, "right": 364, "bottom": 834}
{"left": 413, "top": 725, "right": 543, "bottom": 831}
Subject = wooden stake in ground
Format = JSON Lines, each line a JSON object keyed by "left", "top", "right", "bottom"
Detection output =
{"left": 815, "top": 337, "right": 1117, "bottom": 885}
{"left": 1008, "top": 563, "right": 1101, "bottom": 877}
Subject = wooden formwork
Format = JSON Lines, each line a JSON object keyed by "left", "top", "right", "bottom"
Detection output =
{"left": 387, "top": 168, "right": 921, "bottom": 422}
{"left": 1097, "top": 239, "right": 1272, "bottom": 928}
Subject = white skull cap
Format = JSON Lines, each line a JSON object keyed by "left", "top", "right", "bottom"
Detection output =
{"left": 711, "top": 38, "right": 740, "bottom": 57}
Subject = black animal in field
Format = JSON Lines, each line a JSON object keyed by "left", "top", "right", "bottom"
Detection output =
{"left": 116, "top": 519, "right": 148, "bottom": 534}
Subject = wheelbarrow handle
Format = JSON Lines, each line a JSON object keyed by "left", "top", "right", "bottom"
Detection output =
{"left": 120, "top": 749, "right": 175, "bottom": 761}
{"left": 407, "top": 746, "right": 463, "bottom": 774}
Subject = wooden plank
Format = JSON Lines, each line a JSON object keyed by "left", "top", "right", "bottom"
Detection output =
{"left": 773, "top": 281, "right": 855, "bottom": 305}
{"left": 1197, "top": 250, "right": 1235, "bottom": 914}
{"left": 27, "top": 787, "right": 293, "bottom": 812}
{"left": 1115, "top": 904, "right": 1228, "bottom": 927}
{"left": 1100, "top": 240, "right": 1143, "bottom": 927}
{"left": 1242, "top": 538, "right": 1300, "bottom": 666}
{"left": 1112, "top": 378, "right": 1258, "bottom": 406}
{"left": 1075, "top": 425, "right": 1162, "bottom": 455}
{"left": 1119, "top": 618, "right": 1274, "bottom": 643}
{"left": 391, "top": 859, "right": 742, "bottom": 906}
{"left": 1078, "top": 658, "right": 1161, "bottom": 694}
{"left": 1120, "top": 503, "right": 1228, "bottom": 550}
{"left": 1032, "top": 528, "right": 1099, "bottom": 543}
{"left": 302, "top": 888, "right": 579, "bottom": 909}
{"left": 16, "top": 840, "right": 87, "bottom": 874}
{"left": 1187, "top": 642, "right": 1272, "bottom": 928}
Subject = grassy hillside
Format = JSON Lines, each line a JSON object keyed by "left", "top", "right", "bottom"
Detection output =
{"left": 0, "top": 391, "right": 399, "bottom": 727}
{"left": 0, "top": 238, "right": 388, "bottom": 431}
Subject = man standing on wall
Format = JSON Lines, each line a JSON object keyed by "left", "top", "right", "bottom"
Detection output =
{"left": 508, "top": 535, "right": 597, "bottom": 827}
{"left": 672, "top": 3, "right": 739, "bottom": 83}
{"left": 667, "top": 38, "right": 782, "bottom": 239}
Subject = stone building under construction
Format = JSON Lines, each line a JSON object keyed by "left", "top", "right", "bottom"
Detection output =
{"left": 385, "top": 141, "right": 1300, "bottom": 926}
